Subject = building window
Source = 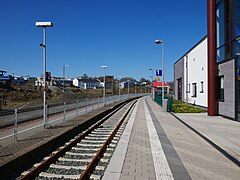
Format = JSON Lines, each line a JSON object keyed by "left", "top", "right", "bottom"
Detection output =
{"left": 192, "top": 83, "right": 197, "bottom": 97}
{"left": 216, "top": 1, "right": 225, "bottom": 61}
{"left": 188, "top": 83, "right": 190, "bottom": 93}
{"left": 200, "top": 81, "right": 204, "bottom": 93}
{"left": 234, "top": 1, "right": 240, "bottom": 56}
{"left": 216, "top": 0, "right": 234, "bottom": 62}
{"left": 234, "top": 0, "right": 240, "bottom": 38}
{"left": 217, "top": 76, "right": 224, "bottom": 101}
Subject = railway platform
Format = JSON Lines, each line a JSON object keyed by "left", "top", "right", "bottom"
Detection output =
{"left": 103, "top": 97, "right": 240, "bottom": 180}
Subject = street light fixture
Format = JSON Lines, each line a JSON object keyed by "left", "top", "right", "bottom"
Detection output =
{"left": 36, "top": 21, "right": 53, "bottom": 129}
{"left": 148, "top": 68, "right": 153, "bottom": 99}
{"left": 101, "top": 65, "right": 108, "bottom": 106}
{"left": 63, "top": 64, "right": 69, "bottom": 91}
{"left": 155, "top": 39, "right": 164, "bottom": 107}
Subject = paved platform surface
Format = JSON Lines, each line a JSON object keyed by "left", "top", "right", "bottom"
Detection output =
{"left": 172, "top": 112, "right": 240, "bottom": 163}
{"left": 104, "top": 97, "right": 240, "bottom": 180}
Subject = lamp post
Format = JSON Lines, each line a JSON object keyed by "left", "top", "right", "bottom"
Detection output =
{"left": 63, "top": 64, "right": 69, "bottom": 91}
{"left": 135, "top": 82, "right": 137, "bottom": 94}
{"left": 155, "top": 39, "right": 164, "bottom": 107}
{"left": 149, "top": 68, "right": 153, "bottom": 99}
{"left": 111, "top": 75, "right": 114, "bottom": 96}
{"left": 127, "top": 80, "right": 130, "bottom": 99}
{"left": 36, "top": 21, "right": 53, "bottom": 129}
{"left": 117, "top": 76, "right": 121, "bottom": 100}
{"left": 101, "top": 65, "right": 108, "bottom": 106}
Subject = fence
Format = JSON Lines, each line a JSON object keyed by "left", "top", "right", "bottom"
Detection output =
{"left": 0, "top": 93, "right": 148, "bottom": 142}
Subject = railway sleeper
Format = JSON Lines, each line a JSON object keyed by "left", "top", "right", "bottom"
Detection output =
{"left": 65, "top": 151, "right": 96, "bottom": 156}
{"left": 81, "top": 139, "right": 106, "bottom": 144}
{"left": 88, "top": 133, "right": 109, "bottom": 137}
{"left": 38, "top": 172, "right": 80, "bottom": 179}
{"left": 58, "top": 157, "right": 92, "bottom": 163}
{"left": 85, "top": 136, "right": 108, "bottom": 140}
{"left": 77, "top": 143, "right": 101, "bottom": 147}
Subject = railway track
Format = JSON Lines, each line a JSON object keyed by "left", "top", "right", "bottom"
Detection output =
{"left": 19, "top": 99, "right": 137, "bottom": 180}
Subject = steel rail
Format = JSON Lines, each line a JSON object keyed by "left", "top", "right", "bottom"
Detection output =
{"left": 79, "top": 100, "right": 137, "bottom": 180}
{"left": 19, "top": 100, "right": 132, "bottom": 180}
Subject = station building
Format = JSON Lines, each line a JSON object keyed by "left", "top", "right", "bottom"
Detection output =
{"left": 174, "top": 36, "right": 208, "bottom": 108}
{"left": 174, "top": 0, "right": 240, "bottom": 121}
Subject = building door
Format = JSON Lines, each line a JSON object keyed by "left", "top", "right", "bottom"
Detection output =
{"left": 177, "top": 78, "right": 182, "bottom": 101}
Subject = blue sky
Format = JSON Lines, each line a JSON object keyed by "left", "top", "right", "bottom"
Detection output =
{"left": 0, "top": 0, "right": 207, "bottom": 82}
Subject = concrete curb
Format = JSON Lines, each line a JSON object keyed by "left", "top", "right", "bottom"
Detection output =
{"left": 170, "top": 112, "right": 240, "bottom": 168}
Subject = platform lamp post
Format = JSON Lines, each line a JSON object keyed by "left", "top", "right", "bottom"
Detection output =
{"left": 36, "top": 21, "right": 53, "bottom": 129}
{"left": 127, "top": 80, "right": 130, "bottom": 99}
{"left": 154, "top": 39, "right": 164, "bottom": 106}
{"left": 101, "top": 65, "right": 108, "bottom": 106}
{"left": 149, "top": 68, "right": 153, "bottom": 99}
{"left": 134, "top": 82, "right": 137, "bottom": 94}
{"left": 117, "top": 76, "right": 121, "bottom": 100}
{"left": 63, "top": 64, "right": 69, "bottom": 92}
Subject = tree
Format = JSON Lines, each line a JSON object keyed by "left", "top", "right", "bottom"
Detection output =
{"left": 82, "top": 74, "right": 88, "bottom": 79}
{"left": 139, "top": 78, "right": 147, "bottom": 83}
{"left": 121, "top": 77, "right": 136, "bottom": 82}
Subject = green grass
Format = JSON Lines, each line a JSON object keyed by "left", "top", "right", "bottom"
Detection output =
{"left": 172, "top": 101, "right": 207, "bottom": 113}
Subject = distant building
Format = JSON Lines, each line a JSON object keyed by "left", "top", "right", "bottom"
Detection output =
{"left": 12, "top": 76, "right": 26, "bottom": 83}
{"left": 0, "top": 70, "right": 13, "bottom": 83}
{"left": 0, "top": 70, "right": 7, "bottom": 76}
{"left": 73, "top": 78, "right": 100, "bottom": 89}
{"left": 35, "top": 77, "right": 53, "bottom": 86}
{"left": 21, "top": 76, "right": 37, "bottom": 81}
{"left": 119, "top": 81, "right": 136, "bottom": 89}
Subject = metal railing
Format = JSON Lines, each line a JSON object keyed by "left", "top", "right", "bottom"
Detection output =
{"left": 0, "top": 93, "right": 149, "bottom": 142}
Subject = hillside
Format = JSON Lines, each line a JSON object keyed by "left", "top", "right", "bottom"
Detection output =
{"left": 0, "top": 82, "right": 105, "bottom": 110}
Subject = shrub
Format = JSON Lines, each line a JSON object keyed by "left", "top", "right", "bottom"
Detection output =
{"left": 172, "top": 101, "right": 207, "bottom": 113}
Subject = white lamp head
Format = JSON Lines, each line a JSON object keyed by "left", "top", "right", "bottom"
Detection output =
{"left": 35, "top": 22, "right": 53, "bottom": 27}
{"left": 154, "top": 40, "right": 163, "bottom": 44}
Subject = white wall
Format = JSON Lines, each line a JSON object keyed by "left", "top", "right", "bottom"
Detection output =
{"left": 183, "top": 38, "right": 208, "bottom": 107}
{"left": 73, "top": 78, "right": 79, "bottom": 87}
{"left": 73, "top": 78, "right": 85, "bottom": 89}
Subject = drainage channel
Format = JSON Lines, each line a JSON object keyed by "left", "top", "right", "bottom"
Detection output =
{"left": 19, "top": 99, "right": 137, "bottom": 180}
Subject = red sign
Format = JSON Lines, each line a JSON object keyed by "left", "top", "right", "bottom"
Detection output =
{"left": 153, "top": 82, "right": 168, "bottom": 87}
